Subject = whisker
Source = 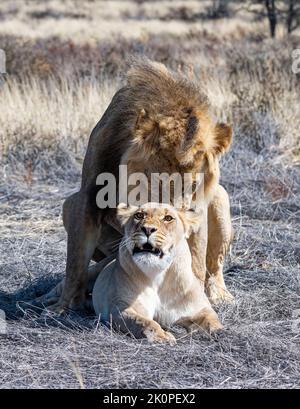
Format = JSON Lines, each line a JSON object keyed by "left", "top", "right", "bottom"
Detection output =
{"left": 117, "top": 238, "right": 131, "bottom": 250}
{"left": 106, "top": 237, "right": 123, "bottom": 246}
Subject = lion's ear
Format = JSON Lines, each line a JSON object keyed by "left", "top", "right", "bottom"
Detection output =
{"left": 213, "top": 123, "right": 232, "bottom": 155}
{"left": 135, "top": 109, "right": 147, "bottom": 131}
{"left": 178, "top": 209, "right": 201, "bottom": 238}
{"left": 117, "top": 203, "right": 138, "bottom": 226}
{"left": 134, "top": 109, "right": 160, "bottom": 154}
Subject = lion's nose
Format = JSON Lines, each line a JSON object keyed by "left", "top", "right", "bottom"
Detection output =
{"left": 141, "top": 226, "right": 157, "bottom": 237}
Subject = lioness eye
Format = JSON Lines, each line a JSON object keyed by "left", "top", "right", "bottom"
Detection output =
{"left": 164, "top": 215, "right": 174, "bottom": 222}
{"left": 134, "top": 212, "right": 144, "bottom": 220}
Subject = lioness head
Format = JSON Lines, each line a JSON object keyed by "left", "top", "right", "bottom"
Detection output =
{"left": 117, "top": 202, "right": 200, "bottom": 278}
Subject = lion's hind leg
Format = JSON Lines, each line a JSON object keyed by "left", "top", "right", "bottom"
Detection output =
{"left": 28, "top": 280, "right": 65, "bottom": 310}
{"left": 29, "top": 255, "right": 115, "bottom": 312}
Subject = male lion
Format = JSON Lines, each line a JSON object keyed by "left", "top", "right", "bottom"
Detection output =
{"left": 34, "top": 203, "right": 222, "bottom": 344}
{"left": 50, "top": 59, "right": 233, "bottom": 312}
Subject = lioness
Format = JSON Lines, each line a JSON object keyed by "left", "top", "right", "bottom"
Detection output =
{"left": 34, "top": 203, "right": 222, "bottom": 344}
{"left": 50, "top": 59, "right": 234, "bottom": 313}
{"left": 92, "top": 203, "right": 222, "bottom": 344}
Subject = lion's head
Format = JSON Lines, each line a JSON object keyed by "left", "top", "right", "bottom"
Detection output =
{"left": 125, "top": 60, "right": 233, "bottom": 201}
{"left": 117, "top": 202, "right": 200, "bottom": 278}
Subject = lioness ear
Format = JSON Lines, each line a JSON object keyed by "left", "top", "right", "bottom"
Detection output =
{"left": 117, "top": 203, "right": 138, "bottom": 226}
{"left": 178, "top": 209, "right": 201, "bottom": 238}
{"left": 214, "top": 123, "right": 232, "bottom": 155}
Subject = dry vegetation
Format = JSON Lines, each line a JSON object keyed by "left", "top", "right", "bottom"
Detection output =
{"left": 0, "top": 0, "right": 299, "bottom": 389}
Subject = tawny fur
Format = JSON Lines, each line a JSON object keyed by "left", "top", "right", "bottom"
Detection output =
{"left": 92, "top": 203, "right": 223, "bottom": 344}
{"left": 42, "top": 59, "right": 233, "bottom": 313}
{"left": 35, "top": 203, "right": 222, "bottom": 344}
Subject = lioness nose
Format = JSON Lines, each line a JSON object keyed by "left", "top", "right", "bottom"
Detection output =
{"left": 141, "top": 226, "right": 157, "bottom": 237}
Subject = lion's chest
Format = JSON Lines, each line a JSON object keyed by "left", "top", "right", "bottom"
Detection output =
{"left": 137, "top": 280, "right": 201, "bottom": 328}
{"left": 154, "top": 298, "right": 200, "bottom": 328}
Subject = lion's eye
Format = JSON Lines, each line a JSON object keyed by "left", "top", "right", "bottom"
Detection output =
{"left": 164, "top": 215, "right": 174, "bottom": 222}
{"left": 134, "top": 212, "right": 144, "bottom": 220}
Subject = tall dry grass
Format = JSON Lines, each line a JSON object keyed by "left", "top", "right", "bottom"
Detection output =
{"left": 0, "top": 76, "right": 115, "bottom": 160}
{"left": 1, "top": 32, "right": 299, "bottom": 175}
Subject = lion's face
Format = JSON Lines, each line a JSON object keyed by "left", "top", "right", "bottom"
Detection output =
{"left": 117, "top": 203, "right": 200, "bottom": 278}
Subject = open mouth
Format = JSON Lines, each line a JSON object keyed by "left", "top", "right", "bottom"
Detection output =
{"left": 133, "top": 242, "right": 164, "bottom": 258}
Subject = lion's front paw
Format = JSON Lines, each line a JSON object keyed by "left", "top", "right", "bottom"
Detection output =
{"left": 187, "top": 320, "right": 223, "bottom": 334}
{"left": 144, "top": 327, "right": 177, "bottom": 346}
{"left": 177, "top": 309, "right": 223, "bottom": 334}
{"left": 206, "top": 277, "right": 234, "bottom": 305}
{"left": 202, "top": 317, "right": 223, "bottom": 333}
{"left": 153, "top": 330, "right": 177, "bottom": 346}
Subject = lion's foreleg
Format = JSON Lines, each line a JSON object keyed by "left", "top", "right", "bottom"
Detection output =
{"left": 112, "top": 307, "right": 176, "bottom": 345}
{"left": 188, "top": 208, "right": 208, "bottom": 286}
{"left": 206, "top": 184, "right": 234, "bottom": 304}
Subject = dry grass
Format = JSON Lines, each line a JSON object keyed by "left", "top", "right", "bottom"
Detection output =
{"left": 0, "top": 76, "right": 115, "bottom": 168}
{"left": 1, "top": 151, "right": 299, "bottom": 388}
{"left": 0, "top": 0, "right": 300, "bottom": 389}
{"left": 0, "top": 0, "right": 276, "bottom": 42}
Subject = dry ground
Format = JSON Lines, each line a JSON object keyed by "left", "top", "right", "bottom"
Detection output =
{"left": 0, "top": 0, "right": 299, "bottom": 389}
